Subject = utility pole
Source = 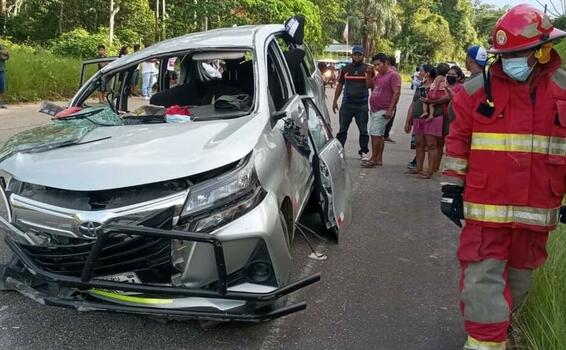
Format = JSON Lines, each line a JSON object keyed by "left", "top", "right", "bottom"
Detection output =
{"left": 58, "top": 0, "right": 64, "bottom": 35}
{"left": 204, "top": 0, "right": 208, "bottom": 31}
{"left": 1, "top": 0, "right": 6, "bottom": 35}
{"left": 162, "top": 0, "right": 166, "bottom": 39}
{"left": 109, "top": 0, "right": 120, "bottom": 44}
{"left": 155, "top": 0, "right": 160, "bottom": 41}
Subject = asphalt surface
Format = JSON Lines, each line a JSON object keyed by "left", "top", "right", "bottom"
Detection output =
{"left": 0, "top": 86, "right": 465, "bottom": 349}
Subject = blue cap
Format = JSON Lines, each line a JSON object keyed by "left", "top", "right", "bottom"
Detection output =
{"left": 467, "top": 45, "right": 487, "bottom": 67}
{"left": 352, "top": 45, "right": 364, "bottom": 54}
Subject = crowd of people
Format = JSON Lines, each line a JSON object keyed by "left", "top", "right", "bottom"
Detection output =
{"left": 332, "top": 45, "right": 402, "bottom": 167}
{"left": 331, "top": 43, "right": 488, "bottom": 179}
{"left": 403, "top": 45, "right": 487, "bottom": 179}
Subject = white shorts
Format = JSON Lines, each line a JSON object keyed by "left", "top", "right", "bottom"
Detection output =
{"left": 369, "top": 110, "right": 389, "bottom": 136}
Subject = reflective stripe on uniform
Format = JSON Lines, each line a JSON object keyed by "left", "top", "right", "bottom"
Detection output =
{"left": 464, "top": 336, "right": 506, "bottom": 350}
{"left": 443, "top": 156, "right": 469, "bottom": 175}
{"left": 441, "top": 176, "right": 464, "bottom": 187}
{"left": 471, "top": 132, "right": 566, "bottom": 157}
{"left": 464, "top": 202, "right": 560, "bottom": 227}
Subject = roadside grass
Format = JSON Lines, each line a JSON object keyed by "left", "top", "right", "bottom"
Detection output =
{"left": 517, "top": 226, "right": 566, "bottom": 349}
{"left": 4, "top": 47, "right": 82, "bottom": 103}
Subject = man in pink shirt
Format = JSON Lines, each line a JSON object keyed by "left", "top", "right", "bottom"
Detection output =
{"left": 364, "top": 53, "right": 402, "bottom": 166}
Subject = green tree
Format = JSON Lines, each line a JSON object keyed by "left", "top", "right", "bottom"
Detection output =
{"left": 165, "top": 0, "right": 325, "bottom": 50}
{"left": 397, "top": 6, "right": 454, "bottom": 66}
{"left": 310, "top": 0, "right": 347, "bottom": 45}
{"left": 4, "top": 0, "right": 153, "bottom": 45}
{"left": 436, "top": 0, "right": 478, "bottom": 58}
{"left": 114, "top": 0, "right": 154, "bottom": 44}
{"left": 472, "top": 2, "right": 506, "bottom": 47}
{"left": 345, "top": 0, "right": 401, "bottom": 55}
{"left": 50, "top": 27, "right": 120, "bottom": 58}
{"left": 553, "top": 15, "right": 566, "bottom": 30}
{"left": 394, "top": 0, "right": 454, "bottom": 68}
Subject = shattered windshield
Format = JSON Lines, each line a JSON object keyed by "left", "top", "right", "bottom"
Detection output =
{"left": 0, "top": 107, "right": 123, "bottom": 162}
{"left": 80, "top": 49, "right": 255, "bottom": 122}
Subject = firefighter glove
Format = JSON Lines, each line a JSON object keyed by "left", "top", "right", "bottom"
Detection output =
{"left": 560, "top": 206, "right": 566, "bottom": 224}
{"left": 441, "top": 185, "right": 464, "bottom": 228}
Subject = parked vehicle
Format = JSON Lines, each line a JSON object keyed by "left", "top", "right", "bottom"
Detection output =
{"left": 0, "top": 21, "right": 351, "bottom": 322}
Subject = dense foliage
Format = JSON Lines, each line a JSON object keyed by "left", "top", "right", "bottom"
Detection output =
{"left": 0, "top": 0, "right": 508, "bottom": 66}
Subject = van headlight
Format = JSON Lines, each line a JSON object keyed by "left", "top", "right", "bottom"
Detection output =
{"left": 179, "top": 154, "right": 266, "bottom": 233}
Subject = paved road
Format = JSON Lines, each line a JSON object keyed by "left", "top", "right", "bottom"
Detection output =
{"left": 0, "top": 86, "right": 465, "bottom": 349}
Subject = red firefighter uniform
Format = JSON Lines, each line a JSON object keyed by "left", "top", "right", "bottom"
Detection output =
{"left": 443, "top": 5, "right": 566, "bottom": 349}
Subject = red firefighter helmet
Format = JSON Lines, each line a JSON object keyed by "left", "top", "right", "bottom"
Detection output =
{"left": 489, "top": 4, "right": 566, "bottom": 54}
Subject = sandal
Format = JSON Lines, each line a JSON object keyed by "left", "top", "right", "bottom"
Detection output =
{"left": 405, "top": 169, "right": 420, "bottom": 174}
{"left": 362, "top": 160, "right": 380, "bottom": 168}
{"left": 416, "top": 173, "right": 432, "bottom": 179}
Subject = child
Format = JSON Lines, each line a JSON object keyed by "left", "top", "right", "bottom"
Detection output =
{"left": 420, "top": 71, "right": 446, "bottom": 120}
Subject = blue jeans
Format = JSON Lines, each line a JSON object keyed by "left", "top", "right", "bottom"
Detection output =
{"left": 142, "top": 72, "right": 153, "bottom": 97}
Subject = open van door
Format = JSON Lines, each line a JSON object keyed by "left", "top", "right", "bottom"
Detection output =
{"left": 285, "top": 96, "right": 352, "bottom": 239}
{"left": 280, "top": 97, "right": 351, "bottom": 240}
{"left": 302, "top": 97, "right": 352, "bottom": 239}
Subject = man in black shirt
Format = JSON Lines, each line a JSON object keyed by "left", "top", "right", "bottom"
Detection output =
{"left": 332, "top": 45, "right": 370, "bottom": 161}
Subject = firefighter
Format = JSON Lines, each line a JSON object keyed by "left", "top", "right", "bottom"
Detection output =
{"left": 441, "top": 4, "right": 566, "bottom": 350}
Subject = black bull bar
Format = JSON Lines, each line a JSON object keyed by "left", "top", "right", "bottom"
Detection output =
{"left": 2, "top": 224, "right": 321, "bottom": 322}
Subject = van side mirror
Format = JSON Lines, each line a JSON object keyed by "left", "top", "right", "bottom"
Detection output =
{"left": 284, "top": 15, "right": 305, "bottom": 45}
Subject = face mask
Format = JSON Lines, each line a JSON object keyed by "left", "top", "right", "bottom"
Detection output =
{"left": 502, "top": 55, "right": 535, "bottom": 82}
{"left": 446, "top": 76, "right": 458, "bottom": 85}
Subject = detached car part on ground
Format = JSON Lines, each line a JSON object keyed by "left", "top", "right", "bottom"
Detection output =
{"left": 0, "top": 21, "right": 351, "bottom": 322}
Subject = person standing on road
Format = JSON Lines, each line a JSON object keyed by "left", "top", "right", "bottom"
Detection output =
{"left": 141, "top": 59, "right": 157, "bottom": 100}
{"left": 130, "top": 44, "right": 141, "bottom": 96}
{"left": 416, "top": 63, "right": 449, "bottom": 178}
{"left": 465, "top": 45, "right": 488, "bottom": 80}
{"left": 411, "top": 66, "right": 421, "bottom": 90}
{"left": 383, "top": 55, "right": 399, "bottom": 144}
{"left": 96, "top": 44, "right": 108, "bottom": 103}
{"left": 119, "top": 45, "right": 128, "bottom": 57}
{"left": 435, "top": 65, "right": 465, "bottom": 167}
{"left": 0, "top": 43, "right": 9, "bottom": 109}
{"left": 363, "top": 53, "right": 401, "bottom": 167}
{"left": 332, "top": 45, "right": 371, "bottom": 162}
{"left": 441, "top": 5, "right": 566, "bottom": 349}
{"left": 404, "top": 64, "right": 434, "bottom": 175}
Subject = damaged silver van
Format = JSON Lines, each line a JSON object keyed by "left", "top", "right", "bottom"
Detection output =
{"left": 0, "top": 21, "right": 351, "bottom": 322}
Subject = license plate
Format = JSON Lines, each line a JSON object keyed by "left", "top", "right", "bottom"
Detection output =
{"left": 98, "top": 272, "right": 142, "bottom": 284}
{"left": 92, "top": 272, "right": 142, "bottom": 295}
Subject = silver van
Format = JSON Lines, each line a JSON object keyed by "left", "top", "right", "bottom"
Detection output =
{"left": 0, "top": 22, "right": 351, "bottom": 322}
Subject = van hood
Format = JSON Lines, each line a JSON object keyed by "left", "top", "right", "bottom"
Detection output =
{"left": 0, "top": 116, "right": 265, "bottom": 191}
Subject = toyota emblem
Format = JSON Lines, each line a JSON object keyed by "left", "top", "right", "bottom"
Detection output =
{"left": 78, "top": 221, "right": 103, "bottom": 238}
